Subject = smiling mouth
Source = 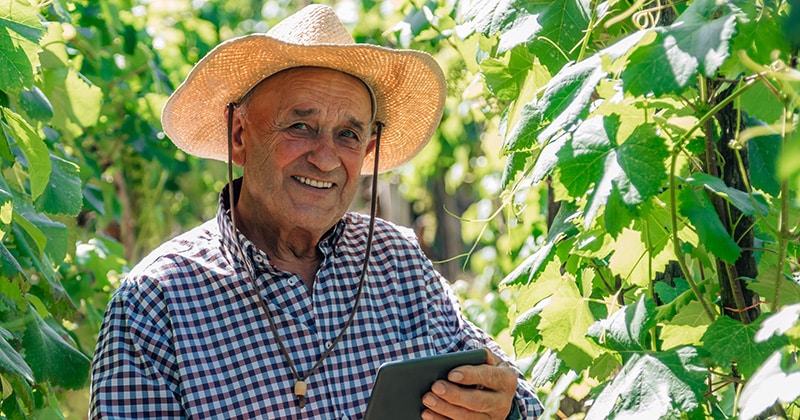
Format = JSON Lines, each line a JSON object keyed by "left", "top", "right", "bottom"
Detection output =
{"left": 294, "top": 176, "right": 334, "bottom": 189}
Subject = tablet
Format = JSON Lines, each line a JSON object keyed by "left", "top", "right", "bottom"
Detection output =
{"left": 363, "top": 349, "right": 488, "bottom": 420}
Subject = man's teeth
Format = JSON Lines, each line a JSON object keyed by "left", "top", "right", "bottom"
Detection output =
{"left": 295, "top": 176, "right": 333, "bottom": 189}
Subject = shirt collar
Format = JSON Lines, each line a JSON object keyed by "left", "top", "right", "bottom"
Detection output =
{"left": 216, "top": 179, "right": 346, "bottom": 274}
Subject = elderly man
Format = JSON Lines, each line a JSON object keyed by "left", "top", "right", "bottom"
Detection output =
{"left": 90, "top": 4, "right": 543, "bottom": 419}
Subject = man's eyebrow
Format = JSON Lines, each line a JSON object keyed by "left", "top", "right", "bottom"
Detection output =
{"left": 292, "top": 108, "right": 318, "bottom": 117}
{"left": 349, "top": 117, "right": 366, "bottom": 133}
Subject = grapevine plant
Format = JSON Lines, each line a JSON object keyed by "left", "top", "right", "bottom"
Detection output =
{"left": 436, "top": 0, "right": 800, "bottom": 418}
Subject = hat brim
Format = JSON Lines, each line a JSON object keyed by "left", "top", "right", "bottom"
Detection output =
{"left": 161, "top": 34, "right": 446, "bottom": 174}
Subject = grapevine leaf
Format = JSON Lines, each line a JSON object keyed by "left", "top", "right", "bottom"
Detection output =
{"left": 22, "top": 309, "right": 90, "bottom": 390}
{"left": 18, "top": 86, "right": 54, "bottom": 122}
{"left": 747, "top": 278, "right": 800, "bottom": 309}
{"left": 687, "top": 173, "right": 769, "bottom": 216}
{"left": 539, "top": 281, "right": 601, "bottom": 371}
{"left": 0, "top": 326, "right": 33, "bottom": 384}
{"left": 480, "top": 46, "right": 533, "bottom": 102}
{"left": 501, "top": 150, "right": 532, "bottom": 191}
{"left": 0, "top": 241, "right": 23, "bottom": 279}
{"left": 529, "top": 0, "right": 592, "bottom": 69}
{"left": 457, "top": 0, "right": 590, "bottom": 62}
{"left": 0, "top": 0, "right": 43, "bottom": 93}
{"left": 501, "top": 200, "right": 578, "bottom": 286}
{"left": 35, "top": 155, "right": 82, "bottom": 216}
{"left": 746, "top": 119, "right": 781, "bottom": 196}
{"left": 1, "top": 108, "right": 51, "bottom": 200}
{"left": 587, "top": 295, "right": 656, "bottom": 355}
{"left": 511, "top": 298, "right": 547, "bottom": 358}
{"left": 755, "top": 303, "right": 800, "bottom": 342}
{"left": 738, "top": 352, "right": 800, "bottom": 420}
{"left": 677, "top": 186, "right": 741, "bottom": 264}
{"left": 701, "top": 315, "right": 789, "bottom": 377}
{"left": 529, "top": 348, "right": 563, "bottom": 388}
{"left": 654, "top": 278, "right": 690, "bottom": 305}
{"left": 784, "top": 0, "right": 800, "bottom": 51}
{"left": 0, "top": 326, "right": 33, "bottom": 410}
{"left": 588, "top": 351, "right": 621, "bottom": 383}
{"left": 585, "top": 347, "right": 707, "bottom": 420}
{"left": 621, "top": 0, "right": 738, "bottom": 96}
{"left": 660, "top": 301, "right": 711, "bottom": 350}
{"left": 503, "top": 57, "right": 605, "bottom": 154}
{"left": 555, "top": 116, "right": 668, "bottom": 227}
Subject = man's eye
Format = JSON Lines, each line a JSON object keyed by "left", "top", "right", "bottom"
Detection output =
{"left": 290, "top": 123, "right": 308, "bottom": 130}
{"left": 340, "top": 129, "right": 357, "bottom": 139}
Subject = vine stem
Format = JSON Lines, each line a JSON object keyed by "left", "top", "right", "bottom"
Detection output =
{"left": 665, "top": 77, "right": 760, "bottom": 322}
{"left": 772, "top": 104, "right": 793, "bottom": 312}
{"left": 669, "top": 152, "right": 716, "bottom": 322}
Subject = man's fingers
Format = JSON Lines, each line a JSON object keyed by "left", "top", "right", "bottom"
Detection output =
{"left": 448, "top": 363, "right": 518, "bottom": 393}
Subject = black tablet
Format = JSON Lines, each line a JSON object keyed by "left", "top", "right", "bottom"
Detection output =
{"left": 363, "top": 349, "right": 488, "bottom": 420}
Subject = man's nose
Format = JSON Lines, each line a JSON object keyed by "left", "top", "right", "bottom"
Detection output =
{"left": 306, "top": 134, "right": 341, "bottom": 172}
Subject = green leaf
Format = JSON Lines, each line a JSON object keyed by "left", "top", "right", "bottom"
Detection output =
{"left": 588, "top": 351, "right": 621, "bottom": 382}
{"left": 501, "top": 200, "right": 578, "bottom": 286}
{"left": 738, "top": 351, "right": 800, "bottom": 420}
{"left": 555, "top": 116, "right": 669, "bottom": 227}
{"left": 501, "top": 150, "right": 532, "bottom": 191}
{"left": 1, "top": 108, "right": 51, "bottom": 200}
{"left": 621, "top": 0, "right": 738, "bottom": 96}
{"left": 539, "top": 280, "right": 601, "bottom": 371}
{"left": 702, "top": 315, "right": 789, "bottom": 377}
{"left": 654, "top": 277, "right": 690, "bottom": 304}
{"left": 0, "top": 325, "right": 35, "bottom": 411}
{"left": 585, "top": 347, "right": 707, "bottom": 420}
{"left": 746, "top": 119, "right": 781, "bottom": 197}
{"left": 747, "top": 278, "right": 800, "bottom": 308}
{"left": 687, "top": 173, "right": 769, "bottom": 217}
{"left": 529, "top": 348, "right": 563, "bottom": 388}
{"left": 755, "top": 303, "right": 800, "bottom": 342}
{"left": 0, "top": 241, "right": 24, "bottom": 279}
{"left": 0, "top": 326, "right": 34, "bottom": 385}
{"left": 0, "top": 0, "right": 43, "bottom": 93}
{"left": 22, "top": 309, "right": 90, "bottom": 390}
{"left": 35, "top": 155, "right": 82, "bottom": 216}
{"left": 480, "top": 45, "right": 533, "bottom": 102}
{"left": 784, "top": 0, "right": 800, "bottom": 51}
{"left": 678, "top": 186, "right": 741, "bottom": 264}
{"left": 503, "top": 57, "right": 606, "bottom": 154}
{"left": 660, "top": 301, "right": 712, "bottom": 350}
{"left": 587, "top": 295, "right": 656, "bottom": 354}
{"left": 511, "top": 297, "right": 547, "bottom": 358}
{"left": 18, "top": 86, "right": 54, "bottom": 122}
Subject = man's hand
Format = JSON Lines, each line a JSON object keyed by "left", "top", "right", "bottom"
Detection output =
{"left": 421, "top": 351, "right": 519, "bottom": 420}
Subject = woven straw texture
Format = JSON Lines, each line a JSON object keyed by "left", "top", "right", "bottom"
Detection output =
{"left": 161, "top": 4, "right": 446, "bottom": 174}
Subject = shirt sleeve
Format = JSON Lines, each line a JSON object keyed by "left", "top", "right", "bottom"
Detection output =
{"left": 423, "top": 261, "right": 544, "bottom": 419}
{"left": 89, "top": 280, "right": 185, "bottom": 419}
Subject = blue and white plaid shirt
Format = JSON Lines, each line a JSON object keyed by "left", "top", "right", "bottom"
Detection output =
{"left": 90, "top": 182, "right": 543, "bottom": 419}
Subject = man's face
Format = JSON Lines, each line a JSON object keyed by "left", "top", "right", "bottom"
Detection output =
{"left": 232, "top": 67, "right": 375, "bottom": 236}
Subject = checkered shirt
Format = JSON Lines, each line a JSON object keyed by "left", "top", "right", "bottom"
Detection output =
{"left": 89, "top": 183, "right": 543, "bottom": 419}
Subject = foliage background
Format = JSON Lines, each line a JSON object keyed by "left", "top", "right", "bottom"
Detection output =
{"left": 1, "top": 0, "right": 799, "bottom": 418}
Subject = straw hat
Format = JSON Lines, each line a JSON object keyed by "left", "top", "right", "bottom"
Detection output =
{"left": 161, "top": 4, "right": 446, "bottom": 174}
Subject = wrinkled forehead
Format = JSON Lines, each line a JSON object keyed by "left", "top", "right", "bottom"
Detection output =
{"left": 236, "top": 66, "right": 377, "bottom": 126}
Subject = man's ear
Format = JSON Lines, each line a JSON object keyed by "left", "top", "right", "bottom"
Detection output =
{"left": 227, "top": 105, "right": 246, "bottom": 166}
{"left": 364, "top": 134, "right": 378, "bottom": 157}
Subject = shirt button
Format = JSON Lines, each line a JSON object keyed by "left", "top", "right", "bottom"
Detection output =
{"left": 325, "top": 341, "right": 333, "bottom": 349}
{"left": 287, "top": 277, "right": 297, "bottom": 286}
{"left": 253, "top": 254, "right": 264, "bottom": 263}
{"left": 341, "top": 415, "right": 349, "bottom": 420}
